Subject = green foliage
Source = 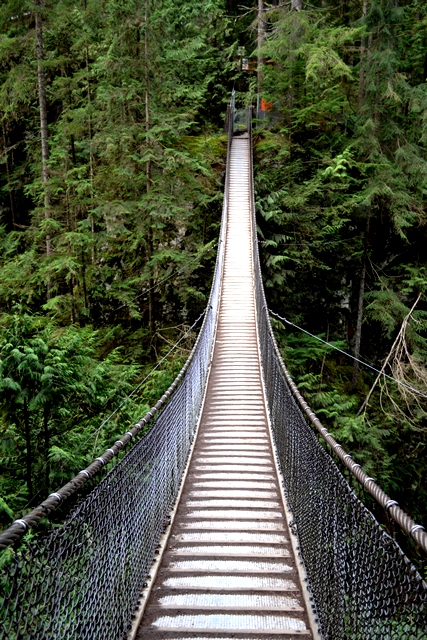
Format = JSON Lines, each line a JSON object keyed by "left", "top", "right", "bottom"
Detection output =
{"left": 255, "top": 0, "right": 427, "bottom": 538}
{"left": 0, "top": 313, "right": 139, "bottom": 514}
{"left": 0, "top": 0, "right": 234, "bottom": 523}
{"left": 0, "top": 0, "right": 426, "bottom": 574}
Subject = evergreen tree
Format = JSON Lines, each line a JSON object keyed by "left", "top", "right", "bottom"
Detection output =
{"left": 255, "top": 0, "right": 427, "bottom": 532}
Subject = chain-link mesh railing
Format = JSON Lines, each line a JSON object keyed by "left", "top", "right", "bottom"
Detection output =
{"left": 248, "top": 112, "right": 427, "bottom": 639}
{"left": 2, "top": 102, "right": 427, "bottom": 640}
{"left": 0, "top": 110, "right": 233, "bottom": 640}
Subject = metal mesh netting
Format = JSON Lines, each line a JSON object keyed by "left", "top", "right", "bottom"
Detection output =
{"left": 248, "top": 114, "right": 427, "bottom": 639}
{"left": 0, "top": 118, "right": 232, "bottom": 640}
{"left": 1, "top": 377, "right": 205, "bottom": 638}
{"left": 2, "top": 105, "right": 427, "bottom": 640}
{"left": 0, "top": 302, "right": 219, "bottom": 639}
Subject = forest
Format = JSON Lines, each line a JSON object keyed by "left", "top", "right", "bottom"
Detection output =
{"left": 0, "top": 0, "right": 426, "bottom": 566}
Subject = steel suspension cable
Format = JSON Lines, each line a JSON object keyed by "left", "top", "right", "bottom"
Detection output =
{"left": 112, "top": 242, "right": 216, "bottom": 312}
{"left": 77, "top": 311, "right": 205, "bottom": 453}
{"left": 0, "top": 304, "right": 210, "bottom": 551}
{"left": 269, "top": 309, "right": 427, "bottom": 400}
{"left": 249, "top": 109, "right": 427, "bottom": 639}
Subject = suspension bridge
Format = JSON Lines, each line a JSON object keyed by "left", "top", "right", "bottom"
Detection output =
{"left": 0, "top": 105, "right": 426, "bottom": 640}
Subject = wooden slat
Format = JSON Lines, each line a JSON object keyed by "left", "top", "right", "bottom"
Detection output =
{"left": 135, "top": 135, "right": 315, "bottom": 639}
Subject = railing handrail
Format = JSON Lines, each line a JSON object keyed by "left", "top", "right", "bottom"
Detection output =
{"left": 249, "top": 108, "right": 426, "bottom": 639}
{"left": 0, "top": 100, "right": 236, "bottom": 552}
{"left": 0, "top": 319, "right": 204, "bottom": 550}
{"left": 270, "top": 340, "right": 427, "bottom": 554}
{"left": 248, "top": 110, "right": 427, "bottom": 555}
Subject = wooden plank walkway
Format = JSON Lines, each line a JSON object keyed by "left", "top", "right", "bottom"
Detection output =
{"left": 135, "top": 136, "right": 315, "bottom": 639}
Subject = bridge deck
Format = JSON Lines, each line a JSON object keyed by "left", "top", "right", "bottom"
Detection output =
{"left": 136, "top": 136, "right": 314, "bottom": 638}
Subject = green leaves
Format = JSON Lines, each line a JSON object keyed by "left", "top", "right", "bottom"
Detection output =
{"left": 0, "top": 314, "right": 144, "bottom": 510}
{"left": 255, "top": 0, "right": 427, "bottom": 538}
{"left": 322, "top": 149, "right": 354, "bottom": 180}
{"left": 301, "top": 34, "right": 355, "bottom": 85}
{"left": 0, "top": 0, "right": 231, "bottom": 520}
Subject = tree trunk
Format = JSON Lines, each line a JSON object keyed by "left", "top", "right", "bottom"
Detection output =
{"left": 202, "top": 211, "right": 207, "bottom": 246}
{"left": 352, "top": 261, "right": 366, "bottom": 388}
{"left": 70, "top": 134, "right": 77, "bottom": 165}
{"left": 287, "top": 2, "right": 301, "bottom": 128}
{"left": 70, "top": 276, "right": 76, "bottom": 324}
{"left": 2, "top": 123, "right": 16, "bottom": 229}
{"left": 85, "top": 43, "right": 96, "bottom": 264}
{"left": 43, "top": 405, "right": 50, "bottom": 491}
{"left": 319, "top": 320, "right": 329, "bottom": 387}
{"left": 145, "top": 1, "right": 155, "bottom": 336}
{"left": 358, "top": 0, "right": 368, "bottom": 110}
{"left": 257, "top": 0, "right": 264, "bottom": 116}
{"left": 35, "top": 0, "right": 52, "bottom": 262}
{"left": 352, "top": 214, "right": 370, "bottom": 388}
{"left": 81, "top": 249, "right": 89, "bottom": 325}
{"left": 423, "top": 50, "right": 427, "bottom": 85}
{"left": 23, "top": 397, "right": 33, "bottom": 498}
